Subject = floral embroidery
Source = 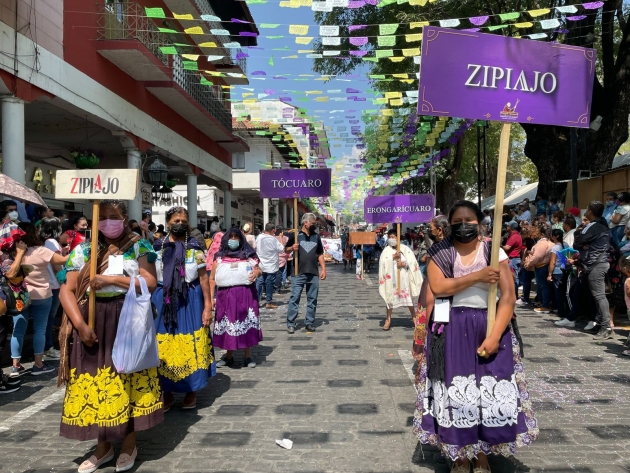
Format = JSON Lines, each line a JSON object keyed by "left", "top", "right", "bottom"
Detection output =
{"left": 156, "top": 327, "right": 214, "bottom": 382}
{"left": 62, "top": 367, "right": 162, "bottom": 428}
{"left": 413, "top": 330, "right": 539, "bottom": 461}
{"left": 214, "top": 307, "right": 260, "bottom": 337}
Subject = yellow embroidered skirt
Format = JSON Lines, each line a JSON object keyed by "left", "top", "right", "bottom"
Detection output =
{"left": 153, "top": 282, "right": 215, "bottom": 393}
{"left": 60, "top": 297, "right": 163, "bottom": 442}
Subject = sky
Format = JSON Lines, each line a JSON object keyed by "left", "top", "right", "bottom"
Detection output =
{"left": 232, "top": 1, "right": 377, "bottom": 163}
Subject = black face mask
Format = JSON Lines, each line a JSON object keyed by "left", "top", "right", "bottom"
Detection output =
{"left": 451, "top": 223, "right": 479, "bottom": 243}
{"left": 428, "top": 232, "right": 438, "bottom": 242}
{"left": 170, "top": 223, "right": 187, "bottom": 237}
{"left": 76, "top": 228, "right": 86, "bottom": 234}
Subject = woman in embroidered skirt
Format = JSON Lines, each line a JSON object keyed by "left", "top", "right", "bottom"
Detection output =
{"left": 209, "top": 228, "right": 263, "bottom": 368}
{"left": 153, "top": 207, "right": 214, "bottom": 412}
{"left": 415, "top": 201, "right": 538, "bottom": 473}
{"left": 58, "top": 200, "right": 162, "bottom": 473}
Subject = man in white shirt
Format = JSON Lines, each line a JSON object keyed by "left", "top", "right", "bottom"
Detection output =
{"left": 517, "top": 203, "right": 531, "bottom": 224}
{"left": 255, "top": 223, "right": 286, "bottom": 309}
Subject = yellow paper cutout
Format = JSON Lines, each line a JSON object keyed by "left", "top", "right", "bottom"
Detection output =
{"left": 385, "top": 92, "right": 402, "bottom": 98}
{"left": 242, "top": 93, "right": 254, "bottom": 98}
{"left": 405, "top": 33, "right": 423, "bottom": 42}
{"left": 206, "top": 71, "right": 223, "bottom": 76}
{"left": 298, "top": 50, "right": 315, "bottom": 53}
{"left": 392, "top": 73, "right": 408, "bottom": 78}
{"left": 306, "top": 90, "right": 322, "bottom": 94}
{"left": 381, "top": 109, "right": 394, "bottom": 116}
{"left": 402, "top": 47, "right": 420, "bottom": 56}
{"left": 514, "top": 22, "right": 534, "bottom": 28}
{"left": 315, "top": 97, "right": 329, "bottom": 102}
{"left": 528, "top": 8, "right": 551, "bottom": 17}
{"left": 243, "top": 99, "right": 257, "bottom": 104}
{"left": 184, "top": 26, "right": 204, "bottom": 35}
{"left": 199, "top": 42, "right": 217, "bottom": 48}
{"left": 295, "top": 36, "right": 313, "bottom": 45}
{"left": 221, "top": 85, "right": 234, "bottom": 89}
{"left": 389, "top": 98, "right": 403, "bottom": 106}
{"left": 410, "top": 21, "right": 429, "bottom": 29}
{"left": 282, "top": 55, "right": 299, "bottom": 59}
{"left": 173, "top": 13, "right": 194, "bottom": 20}
{"left": 289, "top": 25, "right": 309, "bottom": 35}
{"left": 389, "top": 57, "right": 404, "bottom": 62}
{"left": 182, "top": 54, "right": 200, "bottom": 61}
{"left": 400, "top": 79, "right": 414, "bottom": 84}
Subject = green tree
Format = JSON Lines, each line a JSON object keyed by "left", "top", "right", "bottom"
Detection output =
{"left": 313, "top": 0, "right": 630, "bottom": 200}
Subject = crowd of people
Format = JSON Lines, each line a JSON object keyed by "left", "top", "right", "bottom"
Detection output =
{"left": 0, "top": 197, "right": 327, "bottom": 472}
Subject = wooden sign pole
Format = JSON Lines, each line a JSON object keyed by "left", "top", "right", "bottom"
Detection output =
{"left": 88, "top": 201, "right": 100, "bottom": 330}
{"left": 486, "top": 123, "right": 512, "bottom": 338}
{"left": 396, "top": 223, "right": 401, "bottom": 291}
{"left": 293, "top": 197, "right": 299, "bottom": 276}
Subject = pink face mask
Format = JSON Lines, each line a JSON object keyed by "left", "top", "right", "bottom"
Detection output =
{"left": 98, "top": 219, "right": 125, "bottom": 239}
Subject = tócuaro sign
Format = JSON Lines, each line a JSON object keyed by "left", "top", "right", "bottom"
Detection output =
{"left": 259, "top": 169, "right": 332, "bottom": 198}
{"left": 418, "top": 27, "right": 596, "bottom": 128}
{"left": 55, "top": 169, "right": 139, "bottom": 200}
{"left": 364, "top": 195, "right": 434, "bottom": 224}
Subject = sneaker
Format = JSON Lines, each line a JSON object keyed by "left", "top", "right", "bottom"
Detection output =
{"left": 216, "top": 357, "right": 234, "bottom": 368}
{"left": 305, "top": 324, "right": 316, "bottom": 332}
{"left": 584, "top": 321, "right": 598, "bottom": 331}
{"left": 555, "top": 318, "right": 576, "bottom": 328}
{"left": 31, "top": 363, "right": 56, "bottom": 376}
{"left": 534, "top": 307, "right": 550, "bottom": 314}
{"left": 622, "top": 349, "right": 630, "bottom": 357}
{"left": 593, "top": 328, "right": 613, "bottom": 340}
{"left": 9, "top": 366, "right": 25, "bottom": 378}
{"left": 0, "top": 381, "right": 20, "bottom": 394}
{"left": 244, "top": 357, "right": 256, "bottom": 368}
{"left": 515, "top": 299, "right": 528, "bottom": 306}
{"left": 2, "top": 374, "right": 20, "bottom": 386}
{"left": 287, "top": 326, "right": 295, "bottom": 334}
{"left": 43, "top": 348, "right": 60, "bottom": 360}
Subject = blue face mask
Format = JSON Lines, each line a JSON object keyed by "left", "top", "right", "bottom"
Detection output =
{"left": 228, "top": 240, "right": 240, "bottom": 250}
{"left": 606, "top": 201, "right": 615, "bottom": 207}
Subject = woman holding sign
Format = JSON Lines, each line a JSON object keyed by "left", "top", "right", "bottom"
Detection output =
{"left": 414, "top": 201, "right": 537, "bottom": 472}
{"left": 378, "top": 228, "right": 423, "bottom": 330}
{"left": 58, "top": 200, "right": 162, "bottom": 473}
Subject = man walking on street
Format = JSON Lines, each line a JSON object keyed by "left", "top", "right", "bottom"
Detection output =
{"left": 256, "top": 223, "right": 285, "bottom": 310}
{"left": 572, "top": 201, "right": 612, "bottom": 339}
{"left": 285, "top": 213, "right": 327, "bottom": 333}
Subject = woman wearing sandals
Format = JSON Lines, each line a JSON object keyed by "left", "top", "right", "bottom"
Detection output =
{"left": 58, "top": 200, "right": 162, "bottom": 473}
{"left": 153, "top": 207, "right": 214, "bottom": 411}
{"left": 378, "top": 228, "right": 423, "bottom": 330}
{"left": 209, "top": 228, "right": 263, "bottom": 368}
{"left": 414, "top": 201, "right": 538, "bottom": 473}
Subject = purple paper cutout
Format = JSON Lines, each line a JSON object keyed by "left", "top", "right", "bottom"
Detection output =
{"left": 566, "top": 15, "right": 587, "bottom": 21}
{"left": 461, "top": 28, "right": 481, "bottom": 32}
{"left": 349, "top": 0, "right": 365, "bottom": 7}
{"left": 280, "top": 97, "right": 292, "bottom": 101}
{"left": 348, "top": 25, "right": 367, "bottom": 32}
{"left": 350, "top": 37, "right": 368, "bottom": 46}
{"left": 235, "top": 52, "right": 249, "bottom": 60}
{"left": 349, "top": 50, "right": 367, "bottom": 57}
{"left": 239, "top": 32, "right": 258, "bottom": 37}
{"left": 582, "top": 1, "right": 604, "bottom": 9}
{"left": 251, "top": 70, "right": 267, "bottom": 75}
{"left": 264, "top": 89, "right": 276, "bottom": 95}
{"left": 232, "top": 18, "right": 250, "bottom": 23}
{"left": 469, "top": 16, "right": 489, "bottom": 25}
{"left": 346, "top": 88, "right": 360, "bottom": 93}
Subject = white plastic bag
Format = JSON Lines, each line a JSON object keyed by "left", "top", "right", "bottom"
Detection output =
{"left": 112, "top": 276, "right": 159, "bottom": 374}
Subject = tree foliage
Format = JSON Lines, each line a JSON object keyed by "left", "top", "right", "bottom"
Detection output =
{"left": 313, "top": 0, "right": 630, "bottom": 205}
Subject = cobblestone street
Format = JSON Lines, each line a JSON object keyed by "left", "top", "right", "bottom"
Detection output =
{"left": 2, "top": 264, "right": 630, "bottom": 473}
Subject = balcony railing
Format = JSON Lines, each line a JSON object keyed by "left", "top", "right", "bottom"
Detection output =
{"left": 97, "top": 2, "right": 170, "bottom": 67}
{"left": 173, "top": 55, "right": 233, "bottom": 132}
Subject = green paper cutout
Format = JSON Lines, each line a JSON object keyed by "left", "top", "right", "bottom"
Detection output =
{"left": 260, "top": 23, "right": 280, "bottom": 28}
{"left": 266, "top": 36, "right": 284, "bottom": 39}
{"left": 160, "top": 46, "right": 178, "bottom": 55}
{"left": 368, "top": 75, "right": 385, "bottom": 79}
{"left": 158, "top": 28, "right": 178, "bottom": 34}
{"left": 375, "top": 49, "right": 394, "bottom": 58}
{"left": 499, "top": 12, "right": 520, "bottom": 21}
{"left": 487, "top": 25, "right": 508, "bottom": 31}
{"left": 269, "top": 56, "right": 274, "bottom": 66}
{"left": 363, "top": 57, "right": 378, "bottom": 62}
{"left": 183, "top": 61, "right": 198, "bottom": 70}
{"left": 145, "top": 7, "right": 166, "bottom": 18}
{"left": 379, "top": 24, "right": 398, "bottom": 35}
{"left": 377, "top": 36, "right": 396, "bottom": 47}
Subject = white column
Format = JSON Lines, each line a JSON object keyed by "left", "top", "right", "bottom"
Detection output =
{"left": 282, "top": 202, "right": 287, "bottom": 228}
{"left": 126, "top": 148, "right": 143, "bottom": 222}
{"left": 223, "top": 188, "right": 232, "bottom": 228}
{"left": 1, "top": 98, "right": 25, "bottom": 183}
{"left": 263, "top": 198, "right": 269, "bottom": 227}
{"left": 186, "top": 174, "right": 198, "bottom": 227}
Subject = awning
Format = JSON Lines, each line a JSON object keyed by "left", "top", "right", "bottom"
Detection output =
{"left": 481, "top": 182, "right": 538, "bottom": 210}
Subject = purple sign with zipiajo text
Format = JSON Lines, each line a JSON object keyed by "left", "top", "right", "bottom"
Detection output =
{"left": 364, "top": 194, "right": 434, "bottom": 224}
{"left": 418, "top": 27, "right": 595, "bottom": 128}
{"left": 259, "top": 169, "right": 332, "bottom": 198}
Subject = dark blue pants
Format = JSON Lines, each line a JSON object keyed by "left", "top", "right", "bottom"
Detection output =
{"left": 256, "top": 272, "right": 276, "bottom": 304}
{"left": 287, "top": 273, "right": 319, "bottom": 327}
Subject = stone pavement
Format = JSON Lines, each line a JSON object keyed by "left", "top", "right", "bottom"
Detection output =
{"left": 3, "top": 264, "right": 630, "bottom": 472}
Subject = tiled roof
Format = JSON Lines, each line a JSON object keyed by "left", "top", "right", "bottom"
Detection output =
{"left": 232, "top": 118, "right": 273, "bottom": 130}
